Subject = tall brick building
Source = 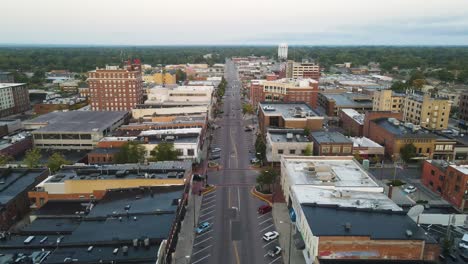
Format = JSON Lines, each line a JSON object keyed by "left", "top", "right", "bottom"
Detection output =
{"left": 88, "top": 60, "right": 143, "bottom": 111}
{"left": 459, "top": 91, "right": 468, "bottom": 130}
{"left": 0, "top": 83, "right": 30, "bottom": 118}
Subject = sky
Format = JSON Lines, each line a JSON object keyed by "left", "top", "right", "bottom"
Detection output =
{"left": 1, "top": 0, "right": 468, "bottom": 45}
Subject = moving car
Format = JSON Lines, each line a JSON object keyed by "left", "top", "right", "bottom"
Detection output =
{"left": 258, "top": 205, "right": 272, "bottom": 215}
{"left": 263, "top": 231, "right": 279, "bottom": 241}
{"left": 195, "top": 222, "right": 211, "bottom": 234}
{"left": 267, "top": 246, "right": 282, "bottom": 257}
{"left": 404, "top": 185, "right": 417, "bottom": 194}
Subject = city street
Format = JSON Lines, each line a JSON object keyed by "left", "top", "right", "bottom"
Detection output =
{"left": 189, "top": 60, "right": 283, "bottom": 264}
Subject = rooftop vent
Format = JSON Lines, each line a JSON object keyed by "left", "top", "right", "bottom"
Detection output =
{"left": 286, "top": 133, "right": 293, "bottom": 141}
{"left": 406, "top": 230, "right": 413, "bottom": 237}
{"left": 344, "top": 222, "right": 352, "bottom": 231}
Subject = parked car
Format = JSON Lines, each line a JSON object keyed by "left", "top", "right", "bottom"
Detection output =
{"left": 460, "top": 248, "right": 468, "bottom": 261}
{"left": 244, "top": 126, "right": 253, "bottom": 132}
{"left": 267, "top": 246, "right": 282, "bottom": 257}
{"left": 210, "top": 154, "right": 221, "bottom": 160}
{"left": 195, "top": 222, "right": 211, "bottom": 234}
{"left": 250, "top": 157, "right": 259, "bottom": 164}
{"left": 459, "top": 234, "right": 468, "bottom": 249}
{"left": 404, "top": 185, "right": 417, "bottom": 194}
{"left": 263, "top": 231, "right": 279, "bottom": 241}
{"left": 211, "top": 147, "right": 221, "bottom": 153}
{"left": 258, "top": 205, "right": 272, "bottom": 215}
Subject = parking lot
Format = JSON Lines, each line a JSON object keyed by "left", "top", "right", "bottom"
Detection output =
{"left": 258, "top": 210, "right": 283, "bottom": 264}
{"left": 190, "top": 190, "right": 217, "bottom": 264}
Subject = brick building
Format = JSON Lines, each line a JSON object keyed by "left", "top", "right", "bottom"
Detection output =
{"left": 0, "top": 83, "right": 30, "bottom": 118}
{"left": 459, "top": 91, "right": 468, "bottom": 131}
{"left": 285, "top": 60, "right": 320, "bottom": 80}
{"left": 88, "top": 60, "right": 143, "bottom": 111}
{"left": 250, "top": 78, "right": 319, "bottom": 109}
{"left": 310, "top": 131, "right": 353, "bottom": 156}
{"left": 339, "top": 108, "right": 365, "bottom": 136}
{"left": 318, "top": 92, "right": 373, "bottom": 116}
{"left": 421, "top": 160, "right": 468, "bottom": 211}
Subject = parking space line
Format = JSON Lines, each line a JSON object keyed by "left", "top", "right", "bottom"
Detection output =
{"left": 257, "top": 213, "right": 271, "bottom": 219}
{"left": 203, "top": 195, "right": 216, "bottom": 202}
{"left": 200, "top": 215, "right": 214, "bottom": 222}
{"left": 192, "top": 245, "right": 213, "bottom": 256}
{"left": 262, "top": 239, "right": 278, "bottom": 248}
{"left": 258, "top": 218, "right": 272, "bottom": 226}
{"left": 194, "top": 236, "right": 213, "bottom": 247}
{"left": 195, "top": 230, "right": 213, "bottom": 240}
{"left": 200, "top": 205, "right": 216, "bottom": 212}
{"left": 202, "top": 199, "right": 216, "bottom": 206}
{"left": 200, "top": 210, "right": 214, "bottom": 217}
{"left": 268, "top": 256, "right": 282, "bottom": 264}
{"left": 260, "top": 224, "right": 274, "bottom": 233}
{"left": 191, "top": 254, "right": 211, "bottom": 264}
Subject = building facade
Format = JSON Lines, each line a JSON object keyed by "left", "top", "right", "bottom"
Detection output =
{"left": 0, "top": 83, "right": 30, "bottom": 118}
{"left": 372, "top": 89, "right": 404, "bottom": 112}
{"left": 338, "top": 108, "right": 364, "bottom": 137}
{"left": 403, "top": 93, "right": 451, "bottom": 130}
{"left": 88, "top": 60, "right": 143, "bottom": 111}
{"left": 459, "top": 91, "right": 468, "bottom": 130}
{"left": 266, "top": 129, "right": 313, "bottom": 163}
{"left": 278, "top": 43, "right": 288, "bottom": 60}
{"left": 286, "top": 60, "right": 320, "bottom": 80}
{"left": 310, "top": 131, "right": 353, "bottom": 156}
{"left": 153, "top": 72, "right": 176, "bottom": 85}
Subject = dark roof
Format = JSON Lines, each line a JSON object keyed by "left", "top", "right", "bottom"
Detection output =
{"left": 88, "top": 148, "right": 122, "bottom": 155}
{"left": 372, "top": 118, "right": 436, "bottom": 139}
{"left": 0, "top": 169, "right": 47, "bottom": 206}
{"left": 311, "top": 131, "right": 352, "bottom": 144}
{"left": 301, "top": 204, "right": 437, "bottom": 243}
{"left": 319, "top": 260, "right": 437, "bottom": 264}
{"left": 19, "top": 218, "right": 80, "bottom": 234}
{"left": 33, "top": 201, "right": 88, "bottom": 216}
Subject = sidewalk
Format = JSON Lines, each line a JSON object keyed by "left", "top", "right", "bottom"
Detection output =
{"left": 272, "top": 203, "right": 305, "bottom": 264}
{"left": 172, "top": 192, "right": 202, "bottom": 264}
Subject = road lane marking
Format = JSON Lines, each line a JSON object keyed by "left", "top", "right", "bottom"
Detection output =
{"left": 237, "top": 187, "right": 241, "bottom": 213}
{"left": 233, "top": 241, "right": 241, "bottom": 264}
{"left": 192, "top": 245, "right": 213, "bottom": 256}
{"left": 260, "top": 224, "right": 274, "bottom": 232}
{"left": 258, "top": 212, "right": 271, "bottom": 219}
{"left": 268, "top": 256, "right": 282, "bottom": 264}
{"left": 200, "top": 205, "right": 216, "bottom": 212}
{"left": 258, "top": 218, "right": 272, "bottom": 226}
{"left": 191, "top": 254, "right": 211, "bottom": 264}
{"left": 199, "top": 210, "right": 214, "bottom": 217}
{"left": 195, "top": 230, "right": 213, "bottom": 239}
{"left": 193, "top": 236, "right": 213, "bottom": 247}
{"left": 262, "top": 239, "right": 278, "bottom": 248}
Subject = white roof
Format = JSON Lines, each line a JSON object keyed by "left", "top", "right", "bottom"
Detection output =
{"left": 340, "top": 108, "right": 364, "bottom": 125}
{"left": 139, "top": 127, "right": 202, "bottom": 136}
{"left": 348, "top": 137, "right": 383, "bottom": 148}
{"left": 451, "top": 164, "right": 468, "bottom": 175}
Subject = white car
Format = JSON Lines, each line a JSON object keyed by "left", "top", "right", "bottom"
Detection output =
{"left": 263, "top": 231, "right": 279, "bottom": 241}
{"left": 404, "top": 185, "right": 417, "bottom": 194}
{"left": 211, "top": 147, "right": 221, "bottom": 153}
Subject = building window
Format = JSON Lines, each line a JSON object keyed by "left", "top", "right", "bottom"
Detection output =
{"left": 431, "top": 170, "right": 435, "bottom": 176}
{"left": 429, "top": 181, "right": 433, "bottom": 186}
{"left": 426, "top": 148, "right": 430, "bottom": 153}
{"left": 342, "top": 147, "right": 352, "bottom": 153}
{"left": 187, "top": 149, "right": 195, "bottom": 156}
{"left": 445, "top": 145, "right": 453, "bottom": 151}
{"left": 289, "top": 149, "right": 296, "bottom": 154}
{"left": 332, "top": 146, "right": 340, "bottom": 154}
{"left": 435, "top": 145, "right": 444, "bottom": 151}
{"left": 278, "top": 149, "right": 284, "bottom": 154}
{"left": 454, "top": 185, "right": 460, "bottom": 193}
{"left": 321, "top": 146, "right": 330, "bottom": 153}
{"left": 439, "top": 175, "right": 445, "bottom": 181}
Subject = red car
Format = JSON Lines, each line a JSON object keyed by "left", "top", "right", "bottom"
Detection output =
{"left": 258, "top": 205, "right": 272, "bottom": 214}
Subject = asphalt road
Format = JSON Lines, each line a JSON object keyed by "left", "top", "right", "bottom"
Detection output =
{"left": 189, "top": 60, "right": 283, "bottom": 264}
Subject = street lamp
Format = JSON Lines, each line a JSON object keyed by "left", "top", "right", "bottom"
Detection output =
{"left": 185, "top": 255, "right": 190, "bottom": 264}
{"left": 280, "top": 220, "right": 293, "bottom": 264}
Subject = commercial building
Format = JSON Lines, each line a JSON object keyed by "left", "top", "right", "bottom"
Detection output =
{"left": 403, "top": 93, "right": 451, "bottom": 130}
{"left": 7, "top": 185, "right": 187, "bottom": 264}
{"left": 318, "top": 92, "right": 373, "bottom": 116}
{"left": 311, "top": 131, "right": 353, "bottom": 156}
{"left": 348, "top": 136, "right": 385, "bottom": 159}
{"left": 338, "top": 108, "right": 364, "bottom": 136}
{"left": 280, "top": 156, "right": 439, "bottom": 264}
{"left": 145, "top": 85, "right": 214, "bottom": 104}
{"left": 0, "top": 168, "right": 49, "bottom": 229}
{"left": 24, "top": 111, "right": 129, "bottom": 150}
{"left": 59, "top": 81, "right": 79, "bottom": 93}
{"left": 250, "top": 78, "right": 319, "bottom": 109}
{"left": 132, "top": 104, "right": 210, "bottom": 120}
{"left": 116, "top": 115, "right": 207, "bottom": 136}
{"left": 33, "top": 96, "right": 87, "bottom": 115}
{"left": 0, "top": 71, "right": 14, "bottom": 83}
{"left": 422, "top": 160, "right": 468, "bottom": 211}
{"left": 0, "top": 131, "right": 33, "bottom": 158}
{"left": 0, "top": 119, "right": 22, "bottom": 137}
{"left": 0, "top": 83, "right": 30, "bottom": 118}
{"left": 28, "top": 161, "right": 192, "bottom": 208}
{"left": 372, "top": 89, "right": 405, "bottom": 112}
{"left": 258, "top": 102, "right": 324, "bottom": 134}
{"left": 266, "top": 129, "right": 313, "bottom": 163}
{"left": 459, "top": 91, "right": 468, "bottom": 130}
{"left": 278, "top": 43, "right": 288, "bottom": 60}
{"left": 153, "top": 72, "right": 176, "bottom": 85}
{"left": 286, "top": 60, "right": 320, "bottom": 80}
{"left": 87, "top": 60, "right": 143, "bottom": 111}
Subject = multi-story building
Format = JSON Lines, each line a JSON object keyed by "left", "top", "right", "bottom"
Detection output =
{"left": 258, "top": 102, "right": 324, "bottom": 134}
{"left": 372, "top": 89, "right": 405, "bottom": 112}
{"left": 87, "top": 60, "right": 143, "bottom": 111}
{"left": 145, "top": 86, "right": 214, "bottom": 104}
{"left": 338, "top": 108, "right": 364, "bottom": 136}
{"left": 0, "top": 83, "right": 30, "bottom": 118}
{"left": 265, "top": 129, "right": 313, "bottom": 163}
{"left": 403, "top": 93, "right": 451, "bottom": 130}
{"left": 459, "top": 91, "right": 468, "bottom": 130}
{"left": 153, "top": 72, "right": 176, "bottom": 85}
{"left": 421, "top": 159, "right": 468, "bottom": 211}
{"left": 310, "top": 131, "right": 353, "bottom": 156}
{"left": 250, "top": 78, "right": 319, "bottom": 109}
{"left": 285, "top": 60, "right": 320, "bottom": 80}
{"left": 0, "top": 71, "right": 14, "bottom": 83}
{"left": 318, "top": 92, "right": 373, "bottom": 116}
{"left": 278, "top": 43, "right": 288, "bottom": 60}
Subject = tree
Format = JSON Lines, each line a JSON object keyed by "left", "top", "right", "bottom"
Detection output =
{"left": 115, "top": 142, "right": 146, "bottom": 164}
{"left": 31, "top": 70, "right": 46, "bottom": 85}
{"left": 437, "top": 69, "right": 455, "bottom": 82}
{"left": 150, "top": 142, "right": 179, "bottom": 161}
{"left": 175, "top": 69, "right": 187, "bottom": 83}
{"left": 254, "top": 134, "right": 266, "bottom": 163}
{"left": 390, "top": 81, "right": 408, "bottom": 93}
{"left": 47, "top": 153, "right": 70, "bottom": 173}
{"left": 303, "top": 127, "right": 311, "bottom": 137}
{"left": 0, "top": 154, "right": 12, "bottom": 166}
{"left": 400, "top": 143, "right": 417, "bottom": 163}
{"left": 457, "top": 70, "right": 468, "bottom": 84}
{"left": 23, "top": 148, "right": 41, "bottom": 168}
{"left": 303, "top": 144, "right": 313, "bottom": 156}
{"left": 412, "top": 79, "right": 426, "bottom": 89}
{"left": 256, "top": 169, "right": 279, "bottom": 193}
{"left": 242, "top": 103, "right": 254, "bottom": 115}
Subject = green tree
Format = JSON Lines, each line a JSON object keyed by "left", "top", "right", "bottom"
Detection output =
{"left": 412, "top": 79, "right": 426, "bottom": 89}
{"left": 175, "top": 69, "right": 187, "bottom": 83}
{"left": 304, "top": 144, "right": 313, "bottom": 156}
{"left": 242, "top": 103, "right": 255, "bottom": 115}
{"left": 400, "top": 143, "right": 417, "bottom": 163}
{"left": 303, "top": 127, "right": 311, "bottom": 137}
{"left": 254, "top": 134, "right": 266, "bottom": 162}
{"left": 31, "top": 70, "right": 46, "bottom": 85}
{"left": 390, "top": 81, "right": 408, "bottom": 93}
{"left": 23, "top": 148, "right": 41, "bottom": 168}
{"left": 256, "top": 169, "right": 278, "bottom": 193}
{"left": 47, "top": 153, "right": 70, "bottom": 173}
{"left": 0, "top": 154, "right": 12, "bottom": 166}
{"left": 150, "top": 142, "right": 179, "bottom": 161}
{"left": 115, "top": 142, "right": 146, "bottom": 164}
{"left": 437, "top": 69, "right": 455, "bottom": 82}
{"left": 457, "top": 70, "right": 468, "bottom": 84}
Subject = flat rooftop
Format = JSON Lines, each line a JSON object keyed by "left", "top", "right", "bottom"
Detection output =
{"left": 348, "top": 137, "right": 383, "bottom": 148}
{"left": 268, "top": 129, "right": 311, "bottom": 143}
{"left": 0, "top": 169, "right": 46, "bottom": 206}
{"left": 265, "top": 78, "right": 318, "bottom": 85}
{"left": 311, "top": 131, "right": 352, "bottom": 144}
{"left": 25, "top": 111, "right": 128, "bottom": 133}
{"left": 282, "top": 157, "right": 380, "bottom": 188}
{"left": 259, "top": 102, "right": 320, "bottom": 119}
{"left": 139, "top": 127, "right": 202, "bottom": 137}
{"left": 301, "top": 204, "right": 437, "bottom": 243}
{"left": 0, "top": 83, "right": 26, "bottom": 89}
{"left": 292, "top": 186, "right": 401, "bottom": 211}
{"left": 373, "top": 118, "right": 437, "bottom": 138}
{"left": 323, "top": 93, "right": 373, "bottom": 107}
{"left": 340, "top": 108, "right": 364, "bottom": 125}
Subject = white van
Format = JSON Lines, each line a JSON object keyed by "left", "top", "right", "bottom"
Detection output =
{"left": 459, "top": 234, "right": 468, "bottom": 249}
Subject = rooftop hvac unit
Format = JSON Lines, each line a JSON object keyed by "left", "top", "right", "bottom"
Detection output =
{"left": 296, "top": 134, "right": 301, "bottom": 141}
{"left": 393, "top": 119, "right": 400, "bottom": 126}
{"left": 286, "top": 133, "right": 293, "bottom": 140}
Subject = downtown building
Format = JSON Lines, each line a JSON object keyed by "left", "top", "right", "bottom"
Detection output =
{"left": 88, "top": 60, "right": 143, "bottom": 111}
{"left": 285, "top": 60, "right": 320, "bottom": 81}
{"left": 0, "top": 83, "right": 30, "bottom": 118}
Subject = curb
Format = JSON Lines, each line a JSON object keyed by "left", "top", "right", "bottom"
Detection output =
{"left": 202, "top": 185, "right": 217, "bottom": 195}
{"left": 250, "top": 187, "right": 273, "bottom": 206}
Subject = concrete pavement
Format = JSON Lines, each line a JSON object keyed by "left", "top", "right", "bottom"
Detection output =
{"left": 272, "top": 203, "right": 305, "bottom": 264}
